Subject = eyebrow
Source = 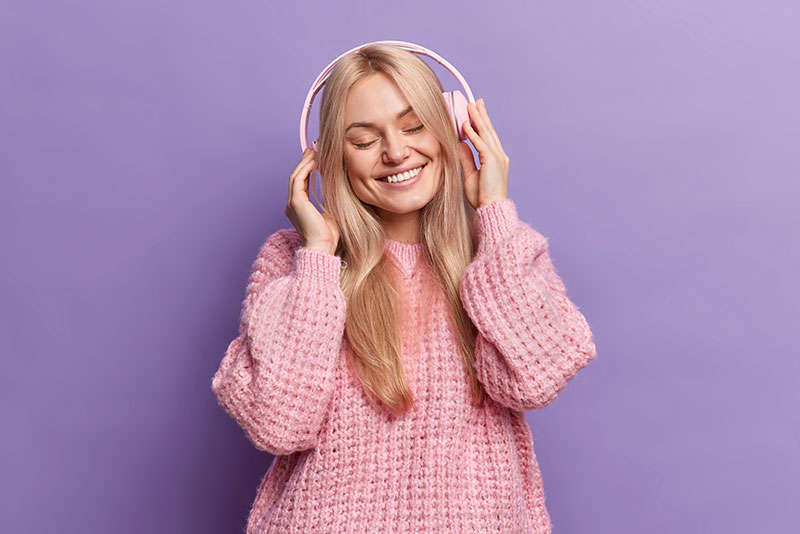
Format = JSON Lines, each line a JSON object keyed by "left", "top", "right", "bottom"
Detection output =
{"left": 345, "top": 105, "right": 415, "bottom": 132}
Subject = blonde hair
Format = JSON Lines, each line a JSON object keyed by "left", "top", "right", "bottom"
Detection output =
{"left": 309, "top": 43, "right": 485, "bottom": 416}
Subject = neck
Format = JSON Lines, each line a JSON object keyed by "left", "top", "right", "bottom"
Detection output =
{"left": 375, "top": 208, "right": 421, "bottom": 244}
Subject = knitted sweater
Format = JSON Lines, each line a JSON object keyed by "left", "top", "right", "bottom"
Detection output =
{"left": 211, "top": 198, "right": 597, "bottom": 533}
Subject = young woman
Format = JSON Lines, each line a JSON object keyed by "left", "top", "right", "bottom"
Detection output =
{"left": 212, "top": 42, "right": 597, "bottom": 533}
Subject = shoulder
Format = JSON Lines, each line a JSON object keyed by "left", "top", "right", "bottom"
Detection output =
{"left": 251, "top": 227, "right": 304, "bottom": 278}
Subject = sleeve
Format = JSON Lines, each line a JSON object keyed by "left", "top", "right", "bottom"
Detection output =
{"left": 458, "top": 199, "right": 597, "bottom": 411}
{"left": 211, "top": 229, "right": 347, "bottom": 454}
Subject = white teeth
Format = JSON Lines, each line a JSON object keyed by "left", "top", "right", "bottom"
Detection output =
{"left": 382, "top": 165, "right": 423, "bottom": 183}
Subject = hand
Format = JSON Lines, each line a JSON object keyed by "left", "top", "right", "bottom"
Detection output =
{"left": 285, "top": 148, "right": 341, "bottom": 255}
{"left": 457, "top": 98, "right": 510, "bottom": 210}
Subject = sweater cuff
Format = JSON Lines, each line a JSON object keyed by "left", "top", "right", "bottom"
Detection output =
{"left": 475, "top": 198, "right": 519, "bottom": 253}
{"left": 294, "top": 247, "right": 342, "bottom": 287}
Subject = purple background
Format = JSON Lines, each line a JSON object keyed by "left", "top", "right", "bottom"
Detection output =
{"left": 2, "top": 0, "right": 798, "bottom": 532}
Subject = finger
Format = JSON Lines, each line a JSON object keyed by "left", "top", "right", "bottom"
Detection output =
{"left": 477, "top": 99, "right": 506, "bottom": 154}
{"left": 289, "top": 157, "right": 316, "bottom": 202}
{"left": 458, "top": 141, "right": 478, "bottom": 175}
{"left": 289, "top": 151, "right": 315, "bottom": 184}
{"left": 467, "top": 101, "right": 502, "bottom": 156}
{"left": 292, "top": 149, "right": 315, "bottom": 172}
{"left": 462, "top": 117, "right": 491, "bottom": 156}
{"left": 298, "top": 159, "right": 315, "bottom": 197}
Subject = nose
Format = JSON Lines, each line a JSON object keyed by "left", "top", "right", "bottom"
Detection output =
{"left": 381, "top": 129, "right": 410, "bottom": 164}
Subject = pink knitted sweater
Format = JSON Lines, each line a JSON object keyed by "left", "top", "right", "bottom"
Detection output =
{"left": 211, "top": 198, "right": 597, "bottom": 533}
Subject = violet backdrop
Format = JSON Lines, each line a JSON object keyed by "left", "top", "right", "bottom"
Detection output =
{"left": 1, "top": 0, "right": 798, "bottom": 532}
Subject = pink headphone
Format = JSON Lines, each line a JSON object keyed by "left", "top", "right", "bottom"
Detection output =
{"left": 299, "top": 40, "right": 476, "bottom": 152}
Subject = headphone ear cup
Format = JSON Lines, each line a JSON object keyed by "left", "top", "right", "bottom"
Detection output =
{"left": 312, "top": 138, "right": 319, "bottom": 152}
{"left": 442, "top": 90, "right": 471, "bottom": 142}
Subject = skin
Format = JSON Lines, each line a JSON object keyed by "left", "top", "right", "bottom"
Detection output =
{"left": 341, "top": 72, "right": 442, "bottom": 244}
{"left": 286, "top": 72, "right": 509, "bottom": 254}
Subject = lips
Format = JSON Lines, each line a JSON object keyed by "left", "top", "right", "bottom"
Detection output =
{"left": 376, "top": 163, "right": 426, "bottom": 189}
{"left": 376, "top": 163, "right": 427, "bottom": 181}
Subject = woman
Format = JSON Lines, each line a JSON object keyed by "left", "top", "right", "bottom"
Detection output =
{"left": 212, "top": 43, "right": 597, "bottom": 533}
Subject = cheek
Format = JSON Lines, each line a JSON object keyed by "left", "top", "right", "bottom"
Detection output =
{"left": 422, "top": 136, "right": 442, "bottom": 158}
{"left": 345, "top": 166, "right": 372, "bottom": 191}
{"left": 344, "top": 150, "right": 368, "bottom": 170}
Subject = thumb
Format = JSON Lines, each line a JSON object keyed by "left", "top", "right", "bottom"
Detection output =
{"left": 458, "top": 142, "right": 478, "bottom": 177}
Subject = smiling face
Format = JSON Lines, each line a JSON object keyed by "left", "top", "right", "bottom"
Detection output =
{"left": 343, "top": 71, "right": 443, "bottom": 242}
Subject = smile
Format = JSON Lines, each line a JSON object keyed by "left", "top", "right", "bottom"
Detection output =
{"left": 376, "top": 163, "right": 426, "bottom": 189}
{"left": 377, "top": 163, "right": 426, "bottom": 183}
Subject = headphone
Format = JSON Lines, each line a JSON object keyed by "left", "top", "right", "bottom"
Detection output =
{"left": 299, "top": 40, "right": 476, "bottom": 152}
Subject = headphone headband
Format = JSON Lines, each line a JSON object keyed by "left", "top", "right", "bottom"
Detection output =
{"left": 299, "top": 40, "right": 475, "bottom": 151}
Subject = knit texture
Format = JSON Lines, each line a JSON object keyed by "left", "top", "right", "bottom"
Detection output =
{"left": 211, "top": 198, "right": 597, "bottom": 533}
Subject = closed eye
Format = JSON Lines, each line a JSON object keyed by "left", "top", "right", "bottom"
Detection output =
{"left": 353, "top": 124, "right": 425, "bottom": 149}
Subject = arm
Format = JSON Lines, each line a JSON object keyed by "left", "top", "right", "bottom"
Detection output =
{"left": 211, "top": 229, "right": 347, "bottom": 454}
{"left": 459, "top": 199, "right": 597, "bottom": 411}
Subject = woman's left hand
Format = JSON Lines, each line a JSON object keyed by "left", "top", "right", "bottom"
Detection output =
{"left": 458, "top": 98, "right": 509, "bottom": 210}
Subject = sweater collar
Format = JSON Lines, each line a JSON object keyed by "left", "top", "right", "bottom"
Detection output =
{"left": 384, "top": 239, "right": 425, "bottom": 276}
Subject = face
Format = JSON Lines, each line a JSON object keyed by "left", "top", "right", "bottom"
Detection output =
{"left": 343, "top": 72, "right": 443, "bottom": 238}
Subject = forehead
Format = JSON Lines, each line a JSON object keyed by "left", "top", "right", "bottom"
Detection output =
{"left": 344, "top": 72, "right": 413, "bottom": 123}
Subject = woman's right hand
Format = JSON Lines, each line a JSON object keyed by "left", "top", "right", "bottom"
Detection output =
{"left": 285, "top": 148, "right": 341, "bottom": 255}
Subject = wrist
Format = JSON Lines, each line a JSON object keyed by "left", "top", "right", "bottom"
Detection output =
{"left": 477, "top": 195, "right": 508, "bottom": 208}
{"left": 475, "top": 198, "right": 518, "bottom": 254}
{"left": 304, "top": 241, "right": 337, "bottom": 256}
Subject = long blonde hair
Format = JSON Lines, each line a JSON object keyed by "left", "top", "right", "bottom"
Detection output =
{"left": 309, "top": 43, "right": 484, "bottom": 416}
